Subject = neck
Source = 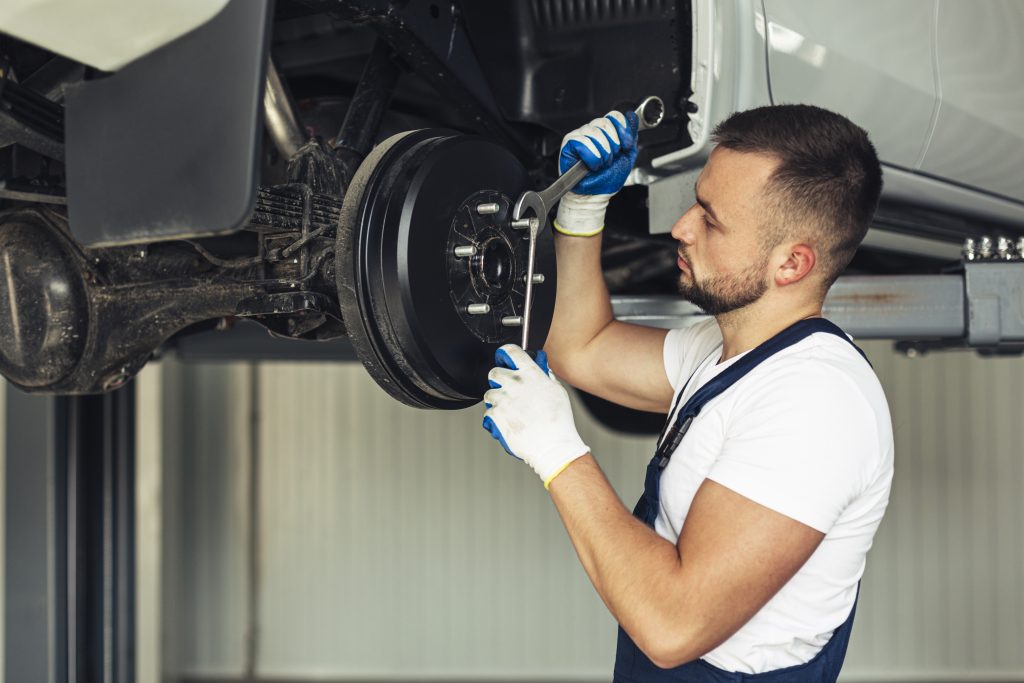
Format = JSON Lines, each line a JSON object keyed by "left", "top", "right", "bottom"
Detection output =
{"left": 715, "top": 299, "right": 823, "bottom": 362}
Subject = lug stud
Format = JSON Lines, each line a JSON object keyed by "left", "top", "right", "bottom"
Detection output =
{"left": 476, "top": 202, "right": 500, "bottom": 215}
{"left": 454, "top": 245, "right": 477, "bottom": 258}
{"left": 501, "top": 316, "right": 523, "bottom": 327}
{"left": 466, "top": 303, "right": 491, "bottom": 315}
{"left": 963, "top": 237, "right": 977, "bottom": 261}
{"left": 524, "top": 273, "right": 545, "bottom": 284}
{"left": 979, "top": 236, "right": 994, "bottom": 259}
{"left": 998, "top": 236, "right": 1013, "bottom": 260}
{"left": 511, "top": 218, "right": 538, "bottom": 230}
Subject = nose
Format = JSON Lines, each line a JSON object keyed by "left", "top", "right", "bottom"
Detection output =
{"left": 670, "top": 204, "right": 699, "bottom": 245}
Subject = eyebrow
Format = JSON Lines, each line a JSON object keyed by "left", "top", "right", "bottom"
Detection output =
{"left": 693, "top": 181, "right": 721, "bottom": 224}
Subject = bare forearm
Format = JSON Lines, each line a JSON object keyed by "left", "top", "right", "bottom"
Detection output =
{"left": 545, "top": 233, "right": 614, "bottom": 365}
{"left": 548, "top": 455, "right": 693, "bottom": 657}
{"left": 544, "top": 232, "right": 672, "bottom": 411}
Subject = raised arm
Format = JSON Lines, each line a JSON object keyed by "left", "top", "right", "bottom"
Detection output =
{"left": 542, "top": 111, "right": 674, "bottom": 414}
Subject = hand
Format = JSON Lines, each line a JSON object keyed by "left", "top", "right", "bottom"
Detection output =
{"left": 554, "top": 110, "right": 640, "bottom": 237}
{"left": 482, "top": 345, "right": 590, "bottom": 489}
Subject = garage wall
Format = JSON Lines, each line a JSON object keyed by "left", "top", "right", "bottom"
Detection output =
{"left": 251, "top": 363, "right": 649, "bottom": 680}
{"left": 163, "top": 362, "right": 255, "bottom": 680}
{"left": 160, "top": 342, "right": 1024, "bottom": 681}
{"left": 160, "top": 358, "right": 647, "bottom": 680}
{"left": 848, "top": 344, "right": 1024, "bottom": 678}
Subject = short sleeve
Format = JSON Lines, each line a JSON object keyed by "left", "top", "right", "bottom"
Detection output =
{"left": 663, "top": 318, "right": 723, "bottom": 393}
{"left": 706, "top": 360, "right": 881, "bottom": 533}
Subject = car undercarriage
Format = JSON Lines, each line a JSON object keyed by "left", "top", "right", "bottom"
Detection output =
{"left": 1, "top": 0, "right": 1022, "bottom": 409}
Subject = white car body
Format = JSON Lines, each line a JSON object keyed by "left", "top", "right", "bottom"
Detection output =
{"left": 0, "top": 0, "right": 229, "bottom": 72}
{"left": 5, "top": 0, "right": 1021, "bottom": 239}
{"left": 643, "top": 0, "right": 1024, "bottom": 260}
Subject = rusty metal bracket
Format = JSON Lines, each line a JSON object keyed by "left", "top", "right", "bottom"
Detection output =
{"left": 964, "top": 262, "right": 1024, "bottom": 346}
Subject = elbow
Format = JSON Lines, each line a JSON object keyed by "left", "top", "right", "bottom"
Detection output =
{"left": 644, "top": 644, "right": 699, "bottom": 671}
{"left": 543, "top": 321, "right": 612, "bottom": 387}
{"left": 545, "top": 350, "right": 582, "bottom": 388}
{"left": 645, "top": 645, "right": 701, "bottom": 671}
{"left": 632, "top": 624, "right": 705, "bottom": 670}
{"left": 542, "top": 322, "right": 572, "bottom": 362}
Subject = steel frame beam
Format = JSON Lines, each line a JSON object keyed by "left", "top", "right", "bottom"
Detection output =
{"left": 612, "top": 268, "right": 1024, "bottom": 354}
{"left": 824, "top": 275, "right": 966, "bottom": 340}
{"left": 611, "top": 274, "right": 968, "bottom": 339}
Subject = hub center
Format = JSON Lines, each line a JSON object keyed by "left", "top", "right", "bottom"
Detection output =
{"left": 474, "top": 237, "right": 514, "bottom": 292}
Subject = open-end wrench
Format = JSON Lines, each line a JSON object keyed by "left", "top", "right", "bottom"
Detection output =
{"left": 511, "top": 95, "right": 666, "bottom": 351}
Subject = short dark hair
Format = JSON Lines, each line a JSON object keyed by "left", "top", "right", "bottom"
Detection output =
{"left": 711, "top": 104, "right": 883, "bottom": 290}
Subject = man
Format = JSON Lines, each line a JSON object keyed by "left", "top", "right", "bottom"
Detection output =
{"left": 482, "top": 104, "right": 894, "bottom": 681}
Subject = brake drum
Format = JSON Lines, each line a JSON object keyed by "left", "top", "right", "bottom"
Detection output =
{"left": 336, "top": 130, "right": 556, "bottom": 409}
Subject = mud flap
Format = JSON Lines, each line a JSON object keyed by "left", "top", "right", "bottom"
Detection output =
{"left": 64, "top": 0, "right": 272, "bottom": 247}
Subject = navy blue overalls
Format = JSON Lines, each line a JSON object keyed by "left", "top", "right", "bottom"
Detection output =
{"left": 614, "top": 318, "right": 869, "bottom": 683}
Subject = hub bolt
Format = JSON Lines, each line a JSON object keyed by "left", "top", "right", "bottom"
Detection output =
{"left": 476, "top": 202, "right": 500, "bottom": 215}
{"left": 501, "top": 316, "right": 523, "bottom": 327}
{"left": 466, "top": 303, "right": 491, "bottom": 315}
{"left": 454, "top": 245, "right": 477, "bottom": 258}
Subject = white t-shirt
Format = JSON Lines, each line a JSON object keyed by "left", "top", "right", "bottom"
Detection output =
{"left": 658, "top": 318, "right": 894, "bottom": 673}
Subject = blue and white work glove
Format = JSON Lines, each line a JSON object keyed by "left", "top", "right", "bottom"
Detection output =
{"left": 482, "top": 345, "right": 590, "bottom": 489}
{"left": 554, "top": 110, "right": 640, "bottom": 237}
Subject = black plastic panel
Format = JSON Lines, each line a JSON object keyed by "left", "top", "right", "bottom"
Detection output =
{"left": 64, "top": 0, "right": 272, "bottom": 246}
{"left": 460, "top": 0, "right": 692, "bottom": 137}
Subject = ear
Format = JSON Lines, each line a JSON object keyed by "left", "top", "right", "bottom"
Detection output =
{"left": 774, "top": 244, "right": 815, "bottom": 287}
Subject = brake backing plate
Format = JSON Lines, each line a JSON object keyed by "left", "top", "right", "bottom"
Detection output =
{"left": 336, "top": 129, "right": 556, "bottom": 409}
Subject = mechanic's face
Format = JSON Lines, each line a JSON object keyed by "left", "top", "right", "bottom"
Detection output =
{"left": 669, "top": 147, "right": 780, "bottom": 316}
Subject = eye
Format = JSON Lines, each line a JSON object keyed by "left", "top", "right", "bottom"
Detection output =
{"left": 702, "top": 215, "right": 715, "bottom": 230}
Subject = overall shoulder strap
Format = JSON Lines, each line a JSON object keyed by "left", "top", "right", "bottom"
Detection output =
{"left": 654, "top": 318, "right": 867, "bottom": 466}
{"left": 680, "top": 318, "right": 866, "bottom": 425}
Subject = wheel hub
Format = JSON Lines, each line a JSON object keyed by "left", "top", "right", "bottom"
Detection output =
{"left": 336, "top": 130, "right": 556, "bottom": 409}
{"left": 446, "top": 190, "right": 540, "bottom": 344}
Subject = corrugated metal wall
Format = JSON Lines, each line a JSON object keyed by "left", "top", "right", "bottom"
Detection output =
{"left": 253, "top": 362, "right": 650, "bottom": 680}
{"left": 847, "top": 345, "right": 1024, "bottom": 679}
{"left": 147, "top": 343, "right": 1024, "bottom": 680}
{"left": 164, "top": 364, "right": 255, "bottom": 680}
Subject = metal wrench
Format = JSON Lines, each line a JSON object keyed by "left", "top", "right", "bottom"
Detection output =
{"left": 511, "top": 95, "right": 666, "bottom": 350}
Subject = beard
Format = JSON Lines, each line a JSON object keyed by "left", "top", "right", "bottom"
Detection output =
{"left": 677, "top": 253, "right": 769, "bottom": 316}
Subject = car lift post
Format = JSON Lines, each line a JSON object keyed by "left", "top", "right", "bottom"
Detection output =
{"left": 1, "top": 323, "right": 356, "bottom": 682}
{"left": 4, "top": 386, "right": 136, "bottom": 683}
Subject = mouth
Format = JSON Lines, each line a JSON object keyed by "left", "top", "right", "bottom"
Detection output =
{"left": 677, "top": 252, "right": 690, "bottom": 272}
